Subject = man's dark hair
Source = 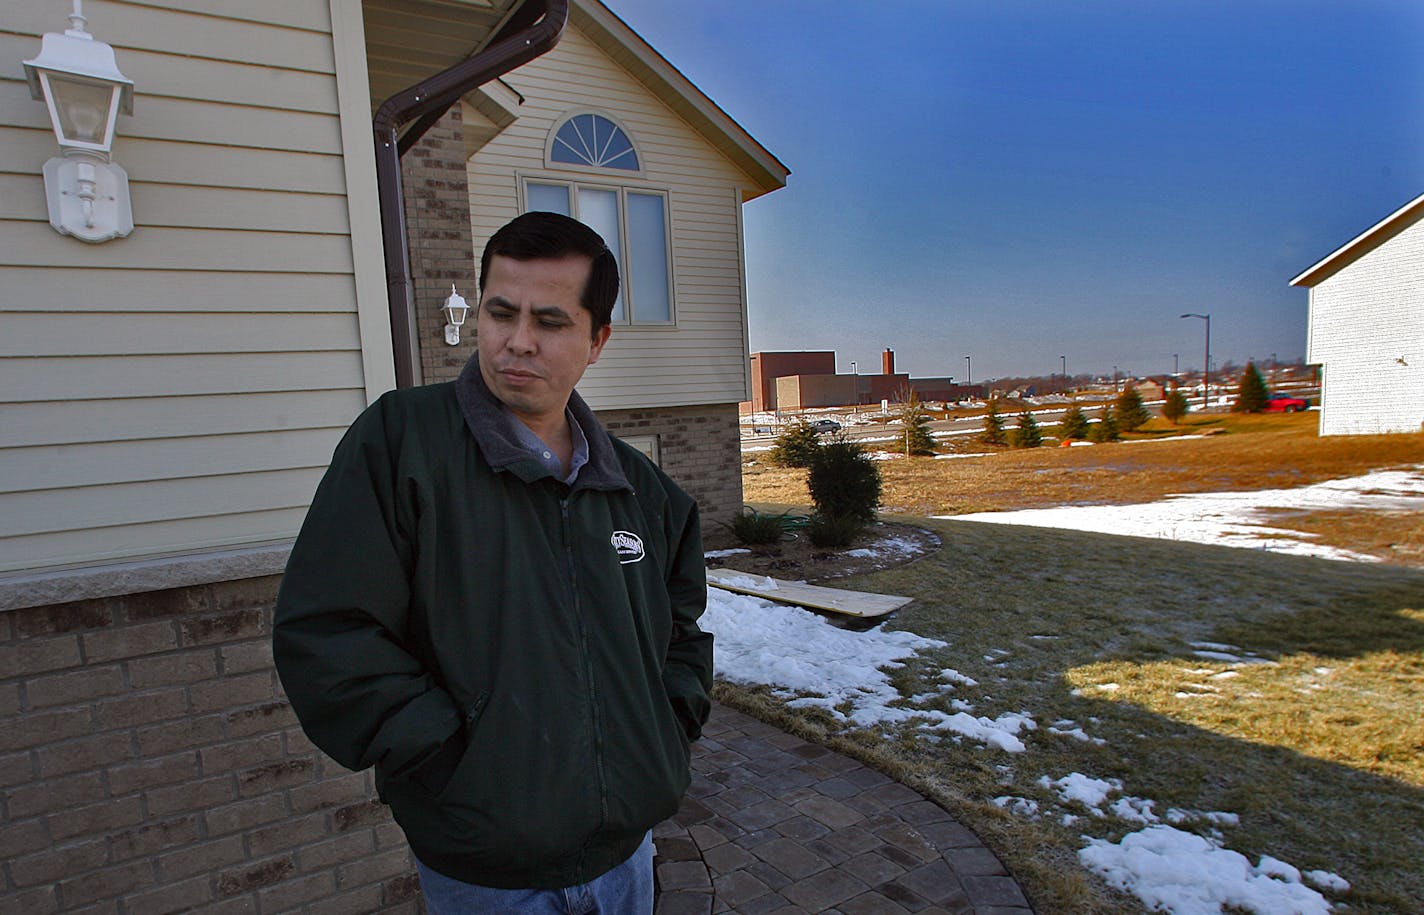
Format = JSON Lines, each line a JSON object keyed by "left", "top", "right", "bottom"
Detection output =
{"left": 479, "top": 211, "right": 620, "bottom": 334}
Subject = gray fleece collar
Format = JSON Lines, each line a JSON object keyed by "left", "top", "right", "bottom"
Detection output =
{"left": 454, "top": 354, "right": 631, "bottom": 492}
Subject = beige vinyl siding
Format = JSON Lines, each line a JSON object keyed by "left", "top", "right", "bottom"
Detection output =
{"left": 467, "top": 24, "right": 756, "bottom": 411}
{"left": 0, "top": 1, "right": 374, "bottom": 575}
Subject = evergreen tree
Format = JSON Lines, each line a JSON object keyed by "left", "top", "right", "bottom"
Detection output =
{"left": 1010, "top": 410, "right": 1042, "bottom": 448}
{"left": 1059, "top": 404, "right": 1090, "bottom": 440}
{"left": 1088, "top": 406, "right": 1120, "bottom": 442}
{"left": 1232, "top": 362, "right": 1269, "bottom": 413}
{"left": 979, "top": 401, "right": 1007, "bottom": 446}
{"left": 768, "top": 419, "right": 821, "bottom": 468}
{"left": 891, "top": 387, "right": 938, "bottom": 455}
{"left": 1163, "top": 388, "right": 1190, "bottom": 424}
{"left": 1115, "top": 385, "right": 1152, "bottom": 431}
{"left": 805, "top": 439, "right": 883, "bottom": 546}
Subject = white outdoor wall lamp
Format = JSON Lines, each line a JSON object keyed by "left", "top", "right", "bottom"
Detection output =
{"left": 23, "top": 0, "right": 135, "bottom": 243}
{"left": 442, "top": 285, "right": 471, "bottom": 345}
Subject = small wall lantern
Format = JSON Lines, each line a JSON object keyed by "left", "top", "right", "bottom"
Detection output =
{"left": 23, "top": 1, "right": 135, "bottom": 243}
{"left": 442, "top": 285, "right": 471, "bottom": 345}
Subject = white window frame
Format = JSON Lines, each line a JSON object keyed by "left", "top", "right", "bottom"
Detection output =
{"left": 520, "top": 174, "right": 676, "bottom": 326}
{"left": 543, "top": 111, "right": 645, "bottom": 177}
{"left": 618, "top": 434, "right": 661, "bottom": 465}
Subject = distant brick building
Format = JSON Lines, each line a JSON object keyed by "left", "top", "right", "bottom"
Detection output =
{"left": 749, "top": 351, "right": 836, "bottom": 411}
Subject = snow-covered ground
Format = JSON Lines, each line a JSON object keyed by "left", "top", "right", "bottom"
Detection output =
{"left": 939, "top": 465, "right": 1424, "bottom": 563}
{"left": 700, "top": 468, "right": 1422, "bottom": 912}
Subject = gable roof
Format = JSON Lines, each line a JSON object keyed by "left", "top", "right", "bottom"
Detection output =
{"left": 571, "top": 1, "right": 789, "bottom": 201}
{"left": 1290, "top": 191, "right": 1424, "bottom": 287}
{"left": 360, "top": 1, "right": 786, "bottom": 199}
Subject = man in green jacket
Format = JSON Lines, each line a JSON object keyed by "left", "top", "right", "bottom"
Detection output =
{"left": 273, "top": 212, "right": 713, "bottom": 913}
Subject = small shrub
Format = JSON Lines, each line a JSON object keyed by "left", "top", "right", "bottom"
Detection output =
{"left": 980, "top": 401, "right": 1007, "bottom": 446}
{"left": 1010, "top": 410, "right": 1043, "bottom": 448}
{"left": 806, "top": 512, "right": 864, "bottom": 548}
{"left": 768, "top": 419, "right": 821, "bottom": 467}
{"left": 807, "top": 439, "right": 882, "bottom": 525}
{"left": 1115, "top": 386, "right": 1152, "bottom": 431}
{"left": 1232, "top": 362, "right": 1269, "bottom": 413}
{"left": 1163, "top": 388, "right": 1190, "bottom": 424}
{"left": 889, "top": 387, "right": 938, "bottom": 455}
{"left": 725, "top": 508, "right": 787, "bottom": 546}
{"left": 1088, "top": 406, "right": 1120, "bottom": 442}
{"left": 1059, "top": 404, "right": 1090, "bottom": 440}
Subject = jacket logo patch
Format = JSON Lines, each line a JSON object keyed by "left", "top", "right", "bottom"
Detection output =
{"left": 611, "top": 530, "right": 645, "bottom": 564}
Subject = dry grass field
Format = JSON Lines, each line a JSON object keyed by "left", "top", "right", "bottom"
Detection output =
{"left": 743, "top": 411, "right": 1424, "bottom": 565}
{"left": 720, "top": 411, "right": 1424, "bottom": 912}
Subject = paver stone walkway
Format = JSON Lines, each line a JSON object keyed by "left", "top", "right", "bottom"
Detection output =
{"left": 653, "top": 702, "right": 1034, "bottom": 914}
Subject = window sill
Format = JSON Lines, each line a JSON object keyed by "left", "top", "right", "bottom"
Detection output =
{"left": 0, "top": 541, "right": 293, "bottom": 613}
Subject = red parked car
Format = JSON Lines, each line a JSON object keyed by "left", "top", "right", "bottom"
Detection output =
{"left": 1264, "top": 393, "right": 1309, "bottom": 413}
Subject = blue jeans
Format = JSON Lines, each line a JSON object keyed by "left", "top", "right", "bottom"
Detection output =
{"left": 415, "top": 831, "right": 654, "bottom": 914}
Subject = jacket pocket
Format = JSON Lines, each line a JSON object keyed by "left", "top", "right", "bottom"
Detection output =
{"left": 432, "top": 691, "right": 489, "bottom": 803}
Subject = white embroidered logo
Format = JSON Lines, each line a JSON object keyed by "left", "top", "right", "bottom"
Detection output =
{"left": 611, "top": 530, "right": 645, "bottom": 564}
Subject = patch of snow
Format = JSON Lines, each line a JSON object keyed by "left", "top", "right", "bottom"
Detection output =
{"left": 938, "top": 465, "right": 1424, "bottom": 562}
{"left": 939, "top": 668, "right": 978, "bottom": 687}
{"left": 1079, "top": 825, "right": 1336, "bottom": 915}
{"left": 700, "top": 589, "right": 959, "bottom": 732}
{"left": 993, "top": 796, "right": 1041, "bottom": 817}
{"left": 1047, "top": 724, "right": 1107, "bottom": 745}
{"left": 1040, "top": 772, "right": 1120, "bottom": 810}
{"left": 1305, "top": 870, "right": 1350, "bottom": 893}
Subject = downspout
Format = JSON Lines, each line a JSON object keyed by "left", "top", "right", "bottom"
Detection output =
{"left": 373, "top": 0, "right": 569, "bottom": 389}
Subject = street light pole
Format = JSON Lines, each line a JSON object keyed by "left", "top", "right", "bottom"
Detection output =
{"left": 1180, "top": 313, "right": 1210, "bottom": 409}
{"left": 850, "top": 361, "right": 858, "bottom": 413}
{"left": 1060, "top": 355, "right": 1066, "bottom": 393}
{"left": 964, "top": 355, "right": 971, "bottom": 388}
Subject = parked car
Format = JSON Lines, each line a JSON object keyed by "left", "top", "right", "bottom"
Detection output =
{"left": 1264, "top": 393, "right": 1309, "bottom": 413}
{"left": 810, "top": 419, "right": 842, "bottom": 433}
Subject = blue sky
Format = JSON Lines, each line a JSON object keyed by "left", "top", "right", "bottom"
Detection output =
{"left": 607, "top": 0, "right": 1424, "bottom": 382}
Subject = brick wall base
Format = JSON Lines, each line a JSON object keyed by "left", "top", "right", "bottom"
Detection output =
{"left": 599, "top": 402, "right": 744, "bottom": 529}
{"left": 0, "top": 580, "right": 421, "bottom": 914}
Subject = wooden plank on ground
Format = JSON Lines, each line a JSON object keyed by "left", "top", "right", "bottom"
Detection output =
{"left": 706, "top": 568, "right": 912, "bottom": 619}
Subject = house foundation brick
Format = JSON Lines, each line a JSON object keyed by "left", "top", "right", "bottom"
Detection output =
{"left": 599, "top": 403, "right": 745, "bottom": 528}
{"left": 1, "top": 576, "right": 421, "bottom": 913}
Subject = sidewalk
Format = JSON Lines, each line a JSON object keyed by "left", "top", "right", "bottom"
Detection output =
{"left": 654, "top": 702, "right": 1034, "bottom": 914}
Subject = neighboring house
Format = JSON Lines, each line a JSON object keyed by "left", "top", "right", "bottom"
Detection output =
{"left": 0, "top": 1, "right": 783, "bottom": 910}
{"left": 1290, "top": 192, "right": 1424, "bottom": 435}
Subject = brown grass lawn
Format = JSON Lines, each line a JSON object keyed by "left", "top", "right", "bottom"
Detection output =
{"left": 742, "top": 412, "right": 1424, "bottom": 564}
{"left": 720, "top": 412, "right": 1424, "bottom": 912}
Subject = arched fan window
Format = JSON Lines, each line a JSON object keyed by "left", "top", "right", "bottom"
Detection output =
{"left": 550, "top": 113, "right": 640, "bottom": 171}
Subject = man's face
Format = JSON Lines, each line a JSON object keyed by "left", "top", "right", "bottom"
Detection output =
{"left": 476, "top": 254, "right": 611, "bottom": 430}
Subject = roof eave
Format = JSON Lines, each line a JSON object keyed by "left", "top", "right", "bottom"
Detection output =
{"left": 1290, "top": 191, "right": 1424, "bottom": 287}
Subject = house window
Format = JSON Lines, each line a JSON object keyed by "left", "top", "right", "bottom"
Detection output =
{"left": 551, "top": 114, "right": 639, "bottom": 171}
{"left": 525, "top": 180, "right": 672, "bottom": 324}
{"left": 619, "top": 434, "right": 661, "bottom": 465}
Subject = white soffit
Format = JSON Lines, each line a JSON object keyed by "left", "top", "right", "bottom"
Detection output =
{"left": 362, "top": 0, "right": 522, "bottom": 110}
